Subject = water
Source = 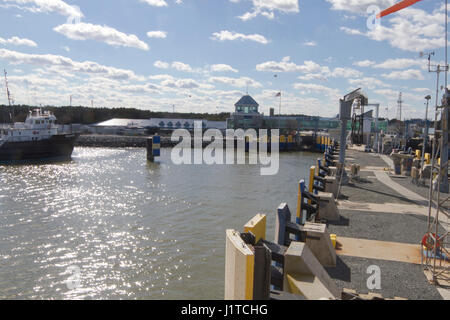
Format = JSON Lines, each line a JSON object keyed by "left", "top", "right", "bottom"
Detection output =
{"left": 0, "top": 147, "right": 317, "bottom": 299}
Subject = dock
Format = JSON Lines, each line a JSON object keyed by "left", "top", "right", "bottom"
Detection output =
{"left": 224, "top": 142, "right": 450, "bottom": 300}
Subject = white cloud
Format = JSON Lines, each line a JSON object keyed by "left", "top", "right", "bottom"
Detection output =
{"left": 146, "top": 30, "right": 167, "bottom": 39}
{"left": 161, "top": 78, "right": 201, "bottom": 89}
{"left": 210, "top": 64, "right": 238, "bottom": 73}
{"left": 293, "top": 82, "right": 340, "bottom": 99}
{"left": 338, "top": 5, "right": 446, "bottom": 52}
{"left": 171, "top": 61, "right": 193, "bottom": 72}
{"left": 209, "top": 76, "right": 262, "bottom": 88}
{"left": 0, "top": 36, "right": 37, "bottom": 47}
{"left": 0, "top": 48, "right": 140, "bottom": 81}
{"left": 353, "top": 60, "right": 375, "bottom": 67}
{"left": 256, "top": 56, "right": 322, "bottom": 72}
{"left": 2, "top": 0, "right": 83, "bottom": 18}
{"left": 381, "top": 69, "right": 424, "bottom": 80}
{"left": 211, "top": 30, "right": 269, "bottom": 44}
{"left": 325, "top": 0, "right": 394, "bottom": 14}
{"left": 140, "top": 0, "right": 168, "bottom": 7}
{"left": 348, "top": 77, "right": 391, "bottom": 90}
{"left": 154, "top": 60, "right": 169, "bottom": 69}
{"left": 303, "top": 41, "right": 317, "bottom": 47}
{"left": 374, "top": 58, "right": 425, "bottom": 69}
{"left": 53, "top": 23, "right": 149, "bottom": 51}
{"left": 234, "top": 0, "right": 299, "bottom": 21}
{"left": 340, "top": 26, "right": 364, "bottom": 36}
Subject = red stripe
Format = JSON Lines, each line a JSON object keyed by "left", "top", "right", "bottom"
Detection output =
{"left": 377, "top": 0, "right": 423, "bottom": 18}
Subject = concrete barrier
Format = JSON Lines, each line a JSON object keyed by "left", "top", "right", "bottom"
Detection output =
{"left": 275, "top": 203, "right": 336, "bottom": 267}
{"left": 284, "top": 242, "right": 341, "bottom": 300}
{"left": 316, "top": 191, "right": 340, "bottom": 221}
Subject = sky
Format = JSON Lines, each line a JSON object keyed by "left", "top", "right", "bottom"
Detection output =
{"left": 0, "top": 0, "right": 447, "bottom": 119}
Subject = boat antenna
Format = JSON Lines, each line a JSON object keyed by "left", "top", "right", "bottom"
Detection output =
{"left": 3, "top": 69, "right": 14, "bottom": 122}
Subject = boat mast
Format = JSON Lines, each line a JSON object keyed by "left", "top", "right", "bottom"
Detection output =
{"left": 3, "top": 69, "right": 14, "bottom": 123}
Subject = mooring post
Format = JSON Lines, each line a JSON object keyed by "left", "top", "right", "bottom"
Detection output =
{"left": 147, "top": 135, "right": 160, "bottom": 162}
{"left": 147, "top": 137, "right": 154, "bottom": 161}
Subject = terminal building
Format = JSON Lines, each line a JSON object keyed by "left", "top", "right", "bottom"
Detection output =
{"left": 226, "top": 94, "right": 340, "bottom": 133}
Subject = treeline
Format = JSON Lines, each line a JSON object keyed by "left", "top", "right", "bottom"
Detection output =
{"left": 0, "top": 105, "right": 231, "bottom": 124}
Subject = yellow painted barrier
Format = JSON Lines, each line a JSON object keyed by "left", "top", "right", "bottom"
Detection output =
{"left": 280, "top": 135, "right": 286, "bottom": 143}
{"left": 309, "top": 166, "right": 315, "bottom": 205}
{"left": 244, "top": 214, "right": 266, "bottom": 243}
{"left": 309, "top": 166, "right": 315, "bottom": 194}
{"left": 225, "top": 229, "right": 254, "bottom": 300}
{"left": 288, "top": 135, "right": 293, "bottom": 143}
{"left": 415, "top": 150, "right": 421, "bottom": 159}
{"left": 296, "top": 181, "right": 302, "bottom": 220}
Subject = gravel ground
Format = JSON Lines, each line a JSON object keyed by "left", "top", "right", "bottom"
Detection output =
{"left": 326, "top": 209, "right": 444, "bottom": 244}
{"left": 325, "top": 149, "right": 444, "bottom": 299}
{"left": 325, "top": 255, "right": 442, "bottom": 300}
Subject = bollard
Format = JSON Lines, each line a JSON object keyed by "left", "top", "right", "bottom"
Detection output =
{"left": 425, "top": 153, "right": 431, "bottom": 165}
{"left": 287, "top": 135, "right": 294, "bottom": 151}
{"left": 280, "top": 135, "right": 286, "bottom": 151}
{"left": 415, "top": 149, "right": 421, "bottom": 159}
{"left": 316, "top": 135, "right": 321, "bottom": 151}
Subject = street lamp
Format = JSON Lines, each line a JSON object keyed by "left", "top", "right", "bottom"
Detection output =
{"left": 421, "top": 95, "right": 432, "bottom": 169}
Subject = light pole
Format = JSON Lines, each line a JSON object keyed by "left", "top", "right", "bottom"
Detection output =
{"left": 421, "top": 95, "right": 431, "bottom": 169}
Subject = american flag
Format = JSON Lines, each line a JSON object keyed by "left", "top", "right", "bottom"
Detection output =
{"left": 275, "top": 92, "right": 281, "bottom": 97}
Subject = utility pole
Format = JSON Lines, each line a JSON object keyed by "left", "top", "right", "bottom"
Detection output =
{"left": 421, "top": 95, "right": 431, "bottom": 170}
{"left": 3, "top": 69, "right": 14, "bottom": 123}
{"left": 397, "top": 92, "right": 403, "bottom": 121}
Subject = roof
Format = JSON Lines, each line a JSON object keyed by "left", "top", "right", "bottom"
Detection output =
{"left": 93, "top": 118, "right": 226, "bottom": 129}
{"left": 235, "top": 95, "right": 259, "bottom": 107}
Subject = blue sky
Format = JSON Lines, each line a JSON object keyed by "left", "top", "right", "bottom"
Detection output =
{"left": 0, "top": 0, "right": 447, "bottom": 118}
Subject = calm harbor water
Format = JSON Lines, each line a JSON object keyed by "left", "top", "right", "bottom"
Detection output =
{"left": 0, "top": 147, "right": 317, "bottom": 299}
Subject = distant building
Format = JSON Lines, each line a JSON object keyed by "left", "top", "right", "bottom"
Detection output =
{"left": 92, "top": 118, "right": 226, "bottom": 135}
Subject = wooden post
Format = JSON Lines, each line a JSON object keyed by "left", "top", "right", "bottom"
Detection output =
{"left": 225, "top": 229, "right": 255, "bottom": 300}
{"left": 253, "top": 244, "right": 271, "bottom": 300}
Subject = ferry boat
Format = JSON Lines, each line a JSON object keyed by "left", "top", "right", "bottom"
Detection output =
{"left": 0, "top": 109, "right": 78, "bottom": 161}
